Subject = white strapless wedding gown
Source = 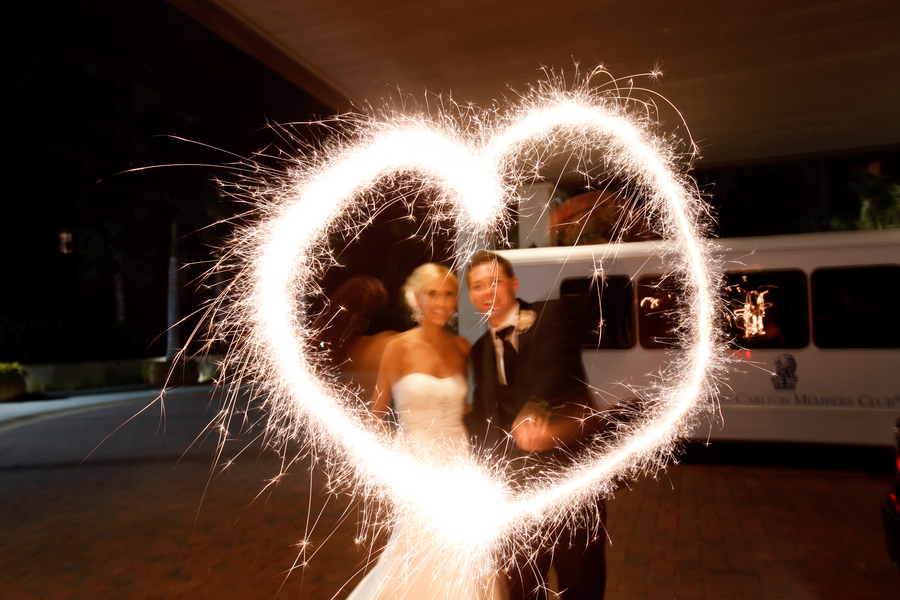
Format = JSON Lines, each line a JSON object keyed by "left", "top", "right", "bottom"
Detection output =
{"left": 346, "top": 373, "right": 502, "bottom": 600}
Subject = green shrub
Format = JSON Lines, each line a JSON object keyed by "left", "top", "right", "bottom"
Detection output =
{"left": 0, "top": 362, "right": 27, "bottom": 381}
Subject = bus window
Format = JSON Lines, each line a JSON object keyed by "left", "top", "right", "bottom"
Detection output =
{"left": 724, "top": 270, "right": 809, "bottom": 349}
{"left": 637, "top": 275, "right": 680, "bottom": 349}
{"left": 560, "top": 276, "right": 635, "bottom": 349}
{"left": 811, "top": 265, "right": 900, "bottom": 348}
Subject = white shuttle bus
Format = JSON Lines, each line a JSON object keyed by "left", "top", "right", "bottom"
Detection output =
{"left": 458, "top": 229, "right": 900, "bottom": 446}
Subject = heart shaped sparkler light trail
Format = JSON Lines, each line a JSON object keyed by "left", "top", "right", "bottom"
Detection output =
{"left": 213, "top": 78, "right": 723, "bottom": 591}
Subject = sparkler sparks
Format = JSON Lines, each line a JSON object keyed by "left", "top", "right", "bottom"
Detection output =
{"left": 734, "top": 289, "right": 772, "bottom": 339}
{"left": 205, "top": 71, "right": 725, "bottom": 591}
{"left": 726, "top": 278, "right": 775, "bottom": 340}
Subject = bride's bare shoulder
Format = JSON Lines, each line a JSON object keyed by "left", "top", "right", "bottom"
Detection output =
{"left": 383, "top": 329, "right": 418, "bottom": 352}
{"left": 378, "top": 334, "right": 414, "bottom": 376}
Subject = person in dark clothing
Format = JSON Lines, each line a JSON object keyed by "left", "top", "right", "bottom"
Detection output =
{"left": 465, "top": 251, "right": 606, "bottom": 600}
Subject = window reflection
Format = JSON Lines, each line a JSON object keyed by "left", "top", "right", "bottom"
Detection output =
{"left": 561, "top": 276, "right": 635, "bottom": 349}
{"left": 812, "top": 265, "right": 900, "bottom": 348}
{"left": 723, "top": 270, "right": 809, "bottom": 349}
{"left": 637, "top": 275, "right": 680, "bottom": 349}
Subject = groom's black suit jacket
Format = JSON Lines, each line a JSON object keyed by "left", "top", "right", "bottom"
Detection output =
{"left": 467, "top": 299, "right": 607, "bottom": 600}
{"left": 465, "top": 299, "right": 592, "bottom": 456}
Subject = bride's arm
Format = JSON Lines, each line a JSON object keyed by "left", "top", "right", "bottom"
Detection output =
{"left": 456, "top": 335, "right": 473, "bottom": 415}
{"left": 369, "top": 339, "right": 401, "bottom": 420}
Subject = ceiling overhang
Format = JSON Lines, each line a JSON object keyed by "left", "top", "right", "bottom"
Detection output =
{"left": 170, "top": 0, "right": 900, "bottom": 167}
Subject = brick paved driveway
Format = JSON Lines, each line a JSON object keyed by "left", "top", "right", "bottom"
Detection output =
{"left": 1, "top": 389, "right": 897, "bottom": 599}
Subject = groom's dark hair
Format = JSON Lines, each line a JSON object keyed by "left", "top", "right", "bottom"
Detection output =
{"left": 466, "top": 251, "right": 515, "bottom": 283}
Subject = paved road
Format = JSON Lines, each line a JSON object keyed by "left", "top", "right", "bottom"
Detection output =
{"left": 1, "top": 389, "right": 898, "bottom": 599}
{"left": 0, "top": 388, "right": 370, "bottom": 599}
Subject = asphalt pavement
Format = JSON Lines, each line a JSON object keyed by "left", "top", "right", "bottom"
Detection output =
{"left": 1, "top": 388, "right": 898, "bottom": 599}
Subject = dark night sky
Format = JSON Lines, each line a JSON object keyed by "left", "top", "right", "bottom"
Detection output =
{"left": 0, "top": 0, "right": 332, "bottom": 361}
{"left": 1, "top": 0, "right": 897, "bottom": 363}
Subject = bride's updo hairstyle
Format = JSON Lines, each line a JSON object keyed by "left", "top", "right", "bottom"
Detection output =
{"left": 401, "top": 263, "right": 458, "bottom": 324}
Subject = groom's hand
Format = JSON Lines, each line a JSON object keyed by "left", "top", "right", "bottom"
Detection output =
{"left": 511, "top": 413, "right": 550, "bottom": 452}
{"left": 511, "top": 399, "right": 552, "bottom": 452}
{"left": 511, "top": 392, "right": 602, "bottom": 452}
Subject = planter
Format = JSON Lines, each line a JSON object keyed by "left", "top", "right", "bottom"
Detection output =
{"left": 0, "top": 373, "right": 26, "bottom": 402}
{"left": 22, "top": 358, "right": 148, "bottom": 393}
{"left": 143, "top": 358, "right": 199, "bottom": 388}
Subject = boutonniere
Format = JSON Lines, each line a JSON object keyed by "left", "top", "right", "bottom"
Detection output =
{"left": 516, "top": 309, "right": 536, "bottom": 334}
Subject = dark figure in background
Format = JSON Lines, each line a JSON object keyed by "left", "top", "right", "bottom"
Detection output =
{"left": 464, "top": 251, "right": 607, "bottom": 600}
{"left": 311, "top": 275, "right": 398, "bottom": 401}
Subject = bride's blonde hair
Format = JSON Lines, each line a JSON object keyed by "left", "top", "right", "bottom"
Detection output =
{"left": 401, "top": 263, "right": 458, "bottom": 322}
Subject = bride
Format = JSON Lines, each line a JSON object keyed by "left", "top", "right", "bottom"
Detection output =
{"left": 347, "top": 263, "right": 502, "bottom": 600}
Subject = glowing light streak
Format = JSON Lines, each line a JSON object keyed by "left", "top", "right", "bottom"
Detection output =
{"left": 734, "top": 290, "right": 771, "bottom": 339}
{"left": 641, "top": 296, "right": 661, "bottom": 309}
{"left": 211, "top": 75, "right": 724, "bottom": 588}
{"left": 726, "top": 279, "right": 774, "bottom": 340}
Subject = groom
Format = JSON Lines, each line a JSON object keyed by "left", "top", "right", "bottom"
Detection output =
{"left": 465, "top": 250, "right": 606, "bottom": 600}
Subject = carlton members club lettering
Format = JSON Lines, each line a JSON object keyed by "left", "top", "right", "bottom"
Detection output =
{"left": 719, "top": 393, "right": 900, "bottom": 409}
